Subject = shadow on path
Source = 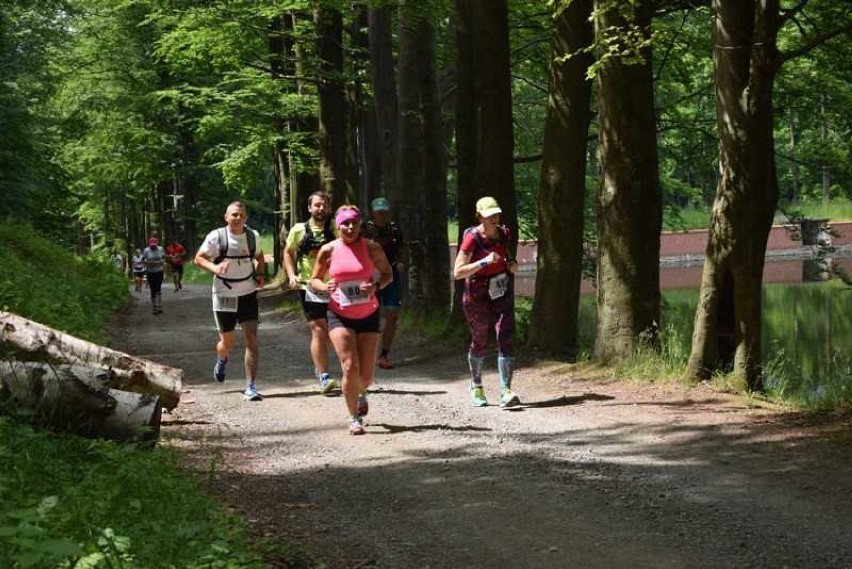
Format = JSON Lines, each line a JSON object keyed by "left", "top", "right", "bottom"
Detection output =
{"left": 373, "top": 422, "right": 492, "bottom": 434}
{"left": 522, "top": 393, "right": 615, "bottom": 409}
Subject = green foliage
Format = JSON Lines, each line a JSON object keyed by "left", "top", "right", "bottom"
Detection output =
{"left": 0, "top": 224, "right": 127, "bottom": 341}
{"left": 776, "top": 198, "right": 852, "bottom": 224}
{"left": 0, "top": 415, "right": 312, "bottom": 569}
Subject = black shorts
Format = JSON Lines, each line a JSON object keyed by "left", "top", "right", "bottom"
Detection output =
{"left": 132, "top": 270, "right": 146, "bottom": 278}
{"left": 214, "top": 291, "right": 259, "bottom": 332}
{"left": 327, "top": 307, "right": 381, "bottom": 334}
{"left": 299, "top": 290, "right": 329, "bottom": 321}
{"left": 170, "top": 263, "right": 184, "bottom": 275}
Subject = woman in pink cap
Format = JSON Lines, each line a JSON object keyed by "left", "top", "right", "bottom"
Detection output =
{"left": 311, "top": 205, "right": 393, "bottom": 435}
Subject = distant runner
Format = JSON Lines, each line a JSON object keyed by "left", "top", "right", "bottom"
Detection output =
{"left": 142, "top": 237, "right": 166, "bottom": 315}
{"left": 166, "top": 240, "right": 187, "bottom": 292}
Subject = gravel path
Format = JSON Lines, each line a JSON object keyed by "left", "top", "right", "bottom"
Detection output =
{"left": 111, "top": 283, "right": 852, "bottom": 569}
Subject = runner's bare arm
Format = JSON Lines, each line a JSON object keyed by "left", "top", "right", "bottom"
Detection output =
{"left": 194, "top": 248, "right": 228, "bottom": 276}
{"left": 368, "top": 241, "right": 393, "bottom": 292}
{"left": 453, "top": 249, "right": 496, "bottom": 280}
{"left": 254, "top": 246, "right": 266, "bottom": 288}
{"left": 309, "top": 244, "right": 335, "bottom": 293}
{"left": 283, "top": 243, "right": 298, "bottom": 287}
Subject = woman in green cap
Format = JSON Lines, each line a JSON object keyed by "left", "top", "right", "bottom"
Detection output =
{"left": 452, "top": 196, "right": 520, "bottom": 408}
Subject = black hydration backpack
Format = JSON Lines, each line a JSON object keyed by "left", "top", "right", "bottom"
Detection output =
{"left": 213, "top": 226, "right": 257, "bottom": 288}
{"left": 296, "top": 218, "right": 335, "bottom": 264}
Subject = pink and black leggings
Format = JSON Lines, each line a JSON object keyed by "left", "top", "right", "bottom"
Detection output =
{"left": 462, "top": 282, "right": 514, "bottom": 358}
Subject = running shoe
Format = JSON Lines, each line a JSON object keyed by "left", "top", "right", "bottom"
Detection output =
{"left": 357, "top": 392, "right": 369, "bottom": 417}
{"left": 318, "top": 373, "right": 337, "bottom": 395}
{"left": 213, "top": 359, "right": 227, "bottom": 383}
{"left": 349, "top": 416, "right": 365, "bottom": 436}
{"left": 377, "top": 356, "right": 394, "bottom": 370}
{"left": 500, "top": 388, "right": 521, "bottom": 408}
{"left": 243, "top": 384, "right": 263, "bottom": 402}
{"left": 471, "top": 386, "right": 488, "bottom": 407}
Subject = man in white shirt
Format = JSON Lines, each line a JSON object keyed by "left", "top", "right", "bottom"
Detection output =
{"left": 194, "top": 201, "right": 266, "bottom": 401}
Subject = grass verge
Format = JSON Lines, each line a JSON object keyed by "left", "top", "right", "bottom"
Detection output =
{"left": 0, "top": 224, "right": 312, "bottom": 568}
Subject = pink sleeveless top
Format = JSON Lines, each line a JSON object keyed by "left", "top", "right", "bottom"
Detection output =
{"left": 329, "top": 238, "right": 379, "bottom": 319}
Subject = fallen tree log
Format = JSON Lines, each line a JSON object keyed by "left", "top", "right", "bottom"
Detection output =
{"left": 0, "top": 311, "right": 181, "bottom": 409}
{"left": 0, "top": 361, "right": 161, "bottom": 442}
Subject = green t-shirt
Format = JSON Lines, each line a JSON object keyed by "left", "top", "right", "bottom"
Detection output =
{"left": 285, "top": 219, "right": 337, "bottom": 286}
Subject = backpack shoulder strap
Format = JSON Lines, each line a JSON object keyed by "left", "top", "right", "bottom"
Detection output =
{"left": 323, "top": 217, "right": 335, "bottom": 242}
{"left": 214, "top": 227, "right": 228, "bottom": 264}
{"left": 245, "top": 226, "right": 256, "bottom": 259}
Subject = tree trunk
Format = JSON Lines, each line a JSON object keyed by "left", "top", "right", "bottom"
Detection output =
{"left": 289, "top": 11, "right": 318, "bottom": 227}
{"left": 315, "top": 6, "right": 347, "bottom": 207}
{"left": 593, "top": 0, "right": 661, "bottom": 361}
{"left": 685, "top": 0, "right": 780, "bottom": 391}
{"left": 269, "top": 13, "right": 291, "bottom": 275}
{"left": 469, "top": 0, "right": 516, "bottom": 252}
{"left": 368, "top": 5, "right": 399, "bottom": 203}
{"left": 0, "top": 311, "right": 182, "bottom": 409}
{"left": 450, "top": 0, "right": 478, "bottom": 321}
{"left": 347, "top": 7, "right": 376, "bottom": 211}
{"left": 397, "top": 2, "right": 449, "bottom": 311}
{"left": 787, "top": 110, "right": 798, "bottom": 204}
{"left": 0, "top": 362, "right": 161, "bottom": 443}
{"left": 528, "top": 0, "right": 594, "bottom": 360}
{"left": 820, "top": 94, "right": 830, "bottom": 204}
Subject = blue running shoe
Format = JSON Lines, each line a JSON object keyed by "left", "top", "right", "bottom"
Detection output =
{"left": 319, "top": 373, "right": 338, "bottom": 395}
{"left": 213, "top": 358, "right": 227, "bottom": 383}
{"left": 243, "top": 384, "right": 263, "bottom": 402}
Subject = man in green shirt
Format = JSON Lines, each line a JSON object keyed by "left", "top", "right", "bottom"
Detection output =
{"left": 284, "top": 191, "right": 338, "bottom": 394}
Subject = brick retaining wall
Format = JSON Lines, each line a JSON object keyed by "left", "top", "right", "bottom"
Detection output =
{"left": 450, "top": 221, "right": 852, "bottom": 267}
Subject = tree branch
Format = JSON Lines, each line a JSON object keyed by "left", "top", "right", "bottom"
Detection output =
{"left": 779, "top": 22, "right": 852, "bottom": 65}
{"left": 655, "top": 8, "right": 692, "bottom": 82}
{"left": 511, "top": 73, "right": 548, "bottom": 95}
{"left": 779, "top": 0, "right": 809, "bottom": 26}
{"left": 513, "top": 154, "right": 542, "bottom": 164}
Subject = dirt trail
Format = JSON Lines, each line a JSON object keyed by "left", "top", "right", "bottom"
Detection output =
{"left": 111, "top": 284, "right": 852, "bottom": 569}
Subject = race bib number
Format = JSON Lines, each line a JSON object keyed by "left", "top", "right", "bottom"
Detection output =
{"left": 304, "top": 285, "right": 330, "bottom": 304}
{"left": 488, "top": 272, "right": 510, "bottom": 300}
{"left": 213, "top": 292, "right": 238, "bottom": 312}
{"left": 336, "top": 280, "right": 371, "bottom": 306}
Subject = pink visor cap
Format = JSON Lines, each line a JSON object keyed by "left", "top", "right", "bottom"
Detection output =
{"left": 335, "top": 208, "right": 361, "bottom": 226}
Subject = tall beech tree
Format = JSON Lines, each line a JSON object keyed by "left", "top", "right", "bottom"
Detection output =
{"left": 685, "top": 0, "right": 852, "bottom": 389}
{"left": 527, "top": 0, "right": 594, "bottom": 359}
{"left": 314, "top": 5, "right": 348, "bottom": 207}
{"left": 593, "top": 0, "right": 662, "bottom": 360}
{"left": 452, "top": 0, "right": 517, "bottom": 247}
{"left": 368, "top": 3, "right": 399, "bottom": 203}
{"left": 397, "top": 1, "right": 449, "bottom": 310}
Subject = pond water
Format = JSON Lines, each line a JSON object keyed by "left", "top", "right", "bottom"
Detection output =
{"left": 512, "top": 256, "right": 852, "bottom": 298}
{"left": 513, "top": 254, "right": 852, "bottom": 407}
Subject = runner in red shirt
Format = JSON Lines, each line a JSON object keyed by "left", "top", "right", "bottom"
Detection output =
{"left": 452, "top": 196, "right": 521, "bottom": 409}
{"left": 166, "top": 240, "right": 187, "bottom": 292}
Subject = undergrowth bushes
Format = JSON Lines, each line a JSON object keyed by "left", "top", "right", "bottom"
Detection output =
{"left": 0, "top": 225, "right": 310, "bottom": 568}
{"left": 0, "top": 224, "right": 126, "bottom": 341}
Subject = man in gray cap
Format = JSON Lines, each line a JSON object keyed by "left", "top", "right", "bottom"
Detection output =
{"left": 364, "top": 196, "right": 406, "bottom": 369}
